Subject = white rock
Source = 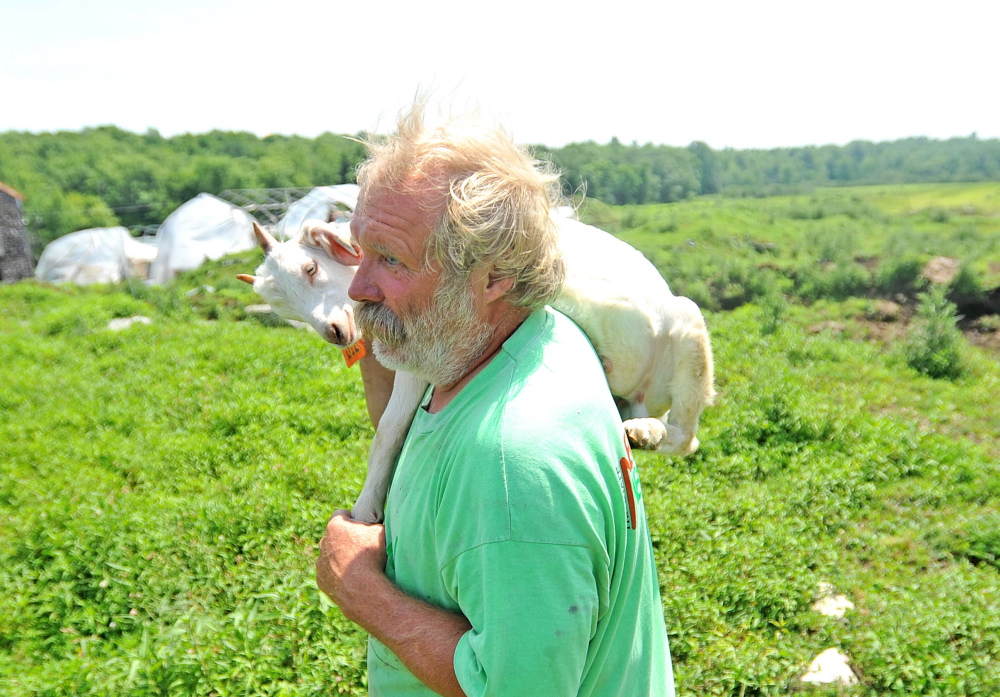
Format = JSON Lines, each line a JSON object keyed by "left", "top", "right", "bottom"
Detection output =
{"left": 107, "top": 316, "right": 152, "bottom": 331}
{"left": 244, "top": 304, "right": 273, "bottom": 314}
{"left": 184, "top": 285, "right": 216, "bottom": 297}
{"left": 812, "top": 595, "right": 855, "bottom": 618}
{"left": 812, "top": 582, "right": 855, "bottom": 618}
{"left": 801, "top": 648, "right": 858, "bottom": 686}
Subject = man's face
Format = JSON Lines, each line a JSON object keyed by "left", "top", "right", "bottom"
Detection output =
{"left": 349, "top": 184, "right": 492, "bottom": 386}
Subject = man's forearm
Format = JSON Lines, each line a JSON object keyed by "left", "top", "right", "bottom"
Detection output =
{"left": 348, "top": 574, "right": 471, "bottom": 697}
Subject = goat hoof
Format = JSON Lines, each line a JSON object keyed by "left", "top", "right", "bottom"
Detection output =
{"left": 351, "top": 501, "right": 384, "bottom": 524}
{"left": 624, "top": 418, "right": 664, "bottom": 451}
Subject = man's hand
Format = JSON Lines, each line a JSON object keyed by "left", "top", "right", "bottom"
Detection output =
{"left": 316, "top": 509, "right": 387, "bottom": 623}
{"left": 316, "top": 510, "right": 471, "bottom": 697}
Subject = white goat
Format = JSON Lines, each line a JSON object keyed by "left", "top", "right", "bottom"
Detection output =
{"left": 239, "top": 215, "right": 715, "bottom": 523}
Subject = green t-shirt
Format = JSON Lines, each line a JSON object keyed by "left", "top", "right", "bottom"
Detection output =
{"left": 367, "top": 308, "right": 674, "bottom": 697}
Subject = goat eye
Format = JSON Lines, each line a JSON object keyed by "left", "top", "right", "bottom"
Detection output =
{"left": 305, "top": 261, "right": 318, "bottom": 276}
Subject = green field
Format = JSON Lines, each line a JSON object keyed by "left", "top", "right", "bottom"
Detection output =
{"left": 582, "top": 182, "right": 1000, "bottom": 315}
{"left": 2, "top": 184, "right": 999, "bottom": 695}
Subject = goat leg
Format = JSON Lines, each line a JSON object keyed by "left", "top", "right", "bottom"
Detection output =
{"left": 351, "top": 371, "right": 430, "bottom": 523}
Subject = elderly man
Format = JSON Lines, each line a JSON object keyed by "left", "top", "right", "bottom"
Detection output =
{"left": 315, "top": 104, "right": 675, "bottom": 697}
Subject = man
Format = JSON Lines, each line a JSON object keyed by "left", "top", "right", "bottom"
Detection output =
{"left": 315, "top": 103, "right": 675, "bottom": 697}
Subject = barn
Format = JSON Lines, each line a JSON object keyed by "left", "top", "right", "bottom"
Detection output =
{"left": 0, "top": 182, "right": 34, "bottom": 282}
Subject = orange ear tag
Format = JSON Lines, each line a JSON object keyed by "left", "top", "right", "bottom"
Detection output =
{"left": 341, "top": 339, "right": 367, "bottom": 368}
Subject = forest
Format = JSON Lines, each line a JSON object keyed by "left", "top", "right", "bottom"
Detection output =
{"left": 1, "top": 125, "right": 998, "bottom": 250}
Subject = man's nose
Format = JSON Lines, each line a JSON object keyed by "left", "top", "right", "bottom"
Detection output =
{"left": 348, "top": 258, "right": 381, "bottom": 303}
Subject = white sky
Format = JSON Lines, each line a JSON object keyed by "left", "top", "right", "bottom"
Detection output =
{"left": 1, "top": 0, "right": 997, "bottom": 150}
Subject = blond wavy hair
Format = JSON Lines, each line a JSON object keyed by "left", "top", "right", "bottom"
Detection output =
{"left": 356, "top": 101, "right": 566, "bottom": 309}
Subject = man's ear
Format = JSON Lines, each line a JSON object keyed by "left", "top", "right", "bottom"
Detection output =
{"left": 300, "top": 219, "right": 361, "bottom": 266}
{"left": 484, "top": 274, "right": 516, "bottom": 304}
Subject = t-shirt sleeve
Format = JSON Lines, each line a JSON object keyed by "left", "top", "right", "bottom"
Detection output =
{"left": 446, "top": 538, "right": 608, "bottom": 697}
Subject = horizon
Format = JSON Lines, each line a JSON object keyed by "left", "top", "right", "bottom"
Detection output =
{"left": 0, "top": 121, "right": 992, "bottom": 154}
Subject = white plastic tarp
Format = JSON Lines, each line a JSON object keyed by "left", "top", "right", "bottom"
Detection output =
{"left": 276, "top": 184, "right": 359, "bottom": 239}
{"left": 149, "top": 193, "right": 255, "bottom": 284}
{"left": 35, "top": 227, "right": 157, "bottom": 285}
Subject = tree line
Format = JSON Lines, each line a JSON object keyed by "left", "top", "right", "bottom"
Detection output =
{"left": 0, "top": 127, "right": 366, "bottom": 247}
{"left": 1, "top": 125, "right": 998, "bottom": 248}
{"left": 539, "top": 133, "right": 1000, "bottom": 203}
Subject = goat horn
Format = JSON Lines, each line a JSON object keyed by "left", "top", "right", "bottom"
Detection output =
{"left": 236, "top": 274, "right": 256, "bottom": 285}
{"left": 251, "top": 220, "right": 278, "bottom": 253}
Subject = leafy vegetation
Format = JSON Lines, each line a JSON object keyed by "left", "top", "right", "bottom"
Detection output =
{"left": 2, "top": 126, "right": 999, "bottom": 249}
{"left": 903, "top": 287, "right": 967, "bottom": 379}
{"left": 1, "top": 282, "right": 371, "bottom": 696}
{"left": 580, "top": 183, "right": 1000, "bottom": 319}
{"left": 542, "top": 134, "right": 1000, "bottom": 204}
{"left": 2, "top": 184, "right": 1000, "bottom": 695}
{"left": 0, "top": 127, "right": 366, "bottom": 248}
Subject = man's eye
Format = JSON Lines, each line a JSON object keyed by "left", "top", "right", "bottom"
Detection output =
{"left": 384, "top": 255, "right": 400, "bottom": 267}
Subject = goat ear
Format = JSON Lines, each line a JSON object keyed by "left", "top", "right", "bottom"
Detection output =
{"left": 301, "top": 219, "right": 361, "bottom": 266}
{"left": 252, "top": 221, "right": 277, "bottom": 253}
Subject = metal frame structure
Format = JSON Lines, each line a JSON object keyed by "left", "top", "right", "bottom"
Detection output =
{"left": 216, "top": 187, "right": 318, "bottom": 227}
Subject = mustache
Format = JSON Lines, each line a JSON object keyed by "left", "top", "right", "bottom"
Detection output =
{"left": 355, "top": 300, "right": 407, "bottom": 348}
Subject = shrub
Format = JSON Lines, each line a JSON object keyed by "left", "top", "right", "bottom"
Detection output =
{"left": 927, "top": 207, "right": 951, "bottom": 223}
{"left": 759, "top": 293, "right": 787, "bottom": 335}
{"left": 803, "top": 225, "right": 856, "bottom": 263}
{"left": 793, "top": 259, "right": 871, "bottom": 302}
{"left": 978, "top": 315, "right": 1000, "bottom": 332}
{"left": 949, "top": 263, "right": 984, "bottom": 298}
{"left": 675, "top": 280, "right": 715, "bottom": 313}
{"left": 706, "top": 261, "right": 787, "bottom": 310}
{"left": 926, "top": 510, "right": 1000, "bottom": 569}
{"left": 903, "top": 286, "right": 966, "bottom": 379}
{"left": 874, "top": 255, "right": 927, "bottom": 297}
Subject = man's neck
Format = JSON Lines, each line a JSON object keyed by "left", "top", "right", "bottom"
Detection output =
{"left": 426, "top": 306, "right": 531, "bottom": 414}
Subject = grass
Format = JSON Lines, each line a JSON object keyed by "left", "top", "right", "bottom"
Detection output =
{"left": 1, "top": 283, "right": 371, "bottom": 695}
{"left": 2, "top": 183, "right": 1000, "bottom": 695}
{"left": 581, "top": 182, "right": 1000, "bottom": 311}
{"left": 650, "top": 305, "right": 1000, "bottom": 694}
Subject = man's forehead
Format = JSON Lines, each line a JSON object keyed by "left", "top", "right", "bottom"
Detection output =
{"left": 360, "top": 178, "right": 446, "bottom": 216}
{"left": 354, "top": 195, "right": 425, "bottom": 240}
{"left": 351, "top": 182, "right": 446, "bottom": 267}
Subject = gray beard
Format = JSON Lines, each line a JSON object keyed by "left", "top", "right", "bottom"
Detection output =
{"left": 355, "top": 278, "right": 494, "bottom": 387}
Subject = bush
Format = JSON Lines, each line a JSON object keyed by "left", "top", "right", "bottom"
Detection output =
{"left": 903, "top": 286, "right": 966, "bottom": 379}
{"left": 874, "top": 255, "right": 927, "bottom": 297}
{"left": 949, "top": 263, "right": 984, "bottom": 298}
{"left": 705, "top": 261, "right": 788, "bottom": 310}
{"left": 759, "top": 293, "right": 787, "bottom": 335}
{"left": 803, "top": 225, "right": 857, "bottom": 263}
{"left": 794, "top": 260, "right": 871, "bottom": 302}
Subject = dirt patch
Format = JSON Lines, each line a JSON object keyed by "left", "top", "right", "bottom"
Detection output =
{"left": 856, "top": 318, "right": 910, "bottom": 345}
{"left": 867, "top": 300, "right": 903, "bottom": 322}
{"left": 960, "top": 318, "right": 1000, "bottom": 353}
{"left": 854, "top": 255, "right": 879, "bottom": 272}
{"left": 922, "top": 257, "right": 961, "bottom": 285}
{"left": 851, "top": 307, "right": 1000, "bottom": 357}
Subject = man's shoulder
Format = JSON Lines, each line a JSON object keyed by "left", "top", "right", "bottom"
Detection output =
{"left": 432, "top": 307, "right": 624, "bottom": 548}
{"left": 500, "top": 307, "right": 617, "bottom": 427}
{"left": 508, "top": 306, "right": 597, "bottom": 358}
